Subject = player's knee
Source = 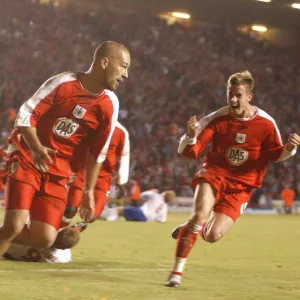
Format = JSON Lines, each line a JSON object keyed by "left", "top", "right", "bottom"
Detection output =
{"left": 64, "top": 206, "right": 78, "bottom": 219}
{"left": 204, "top": 229, "right": 223, "bottom": 243}
{"left": 191, "top": 211, "right": 210, "bottom": 224}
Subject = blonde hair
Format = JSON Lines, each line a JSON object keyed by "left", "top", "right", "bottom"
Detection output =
{"left": 228, "top": 70, "right": 255, "bottom": 92}
{"left": 162, "top": 190, "right": 176, "bottom": 204}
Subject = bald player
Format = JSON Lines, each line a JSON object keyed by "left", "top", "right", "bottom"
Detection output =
{"left": 0, "top": 41, "right": 131, "bottom": 258}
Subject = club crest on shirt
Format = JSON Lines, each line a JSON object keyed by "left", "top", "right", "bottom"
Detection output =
{"left": 236, "top": 133, "right": 246, "bottom": 144}
{"left": 73, "top": 105, "right": 87, "bottom": 119}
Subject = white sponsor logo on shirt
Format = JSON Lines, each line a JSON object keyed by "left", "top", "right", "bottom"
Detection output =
{"left": 226, "top": 147, "right": 248, "bottom": 166}
{"left": 53, "top": 118, "right": 79, "bottom": 138}
{"left": 73, "top": 105, "right": 87, "bottom": 119}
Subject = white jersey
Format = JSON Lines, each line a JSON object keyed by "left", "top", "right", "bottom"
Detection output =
{"left": 5, "top": 243, "right": 72, "bottom": 263}
{"left": 140, "top": 191, "right": 168, "bottom": 222}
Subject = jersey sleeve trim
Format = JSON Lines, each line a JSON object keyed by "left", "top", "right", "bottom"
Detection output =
{"left": 15, "top": 72, "right": 77, "bottom": 127}
{"left": 257, "top": 108, "right": 283, "bottom": 145}
{"left": 96, "top": 91, "right": 119, "bottom": 163}
{"left": 178, "top": 134, "right": 197, "bottom": 154}
{"left": 275, "top": 144, "right": 297, "bottom": 162}
{"left": 117, "top": 122, "right": 130, "bottom": 185}
{"left": 178, "top": 106, "right": 229, "bottom": 154}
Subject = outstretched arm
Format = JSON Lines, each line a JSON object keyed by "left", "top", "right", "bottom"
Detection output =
{"left": 80, "top": 151, "right": 102, "bottom": 222}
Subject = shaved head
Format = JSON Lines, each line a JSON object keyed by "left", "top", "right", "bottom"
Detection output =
{"left": 79, "top": 40, "right": 131, "bottom": 93}
{"left": 94, "top": 41, "right": 129, "bottom": 61}
{"left": 90, "top": 40, "right": 131, "bottom": 91}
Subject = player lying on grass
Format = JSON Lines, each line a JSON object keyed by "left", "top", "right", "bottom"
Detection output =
{"left": 3, "top": 222, "right": 86, "bottom": 262}
{"left": 101, "top": 190, "right": 176, "bottom": 222}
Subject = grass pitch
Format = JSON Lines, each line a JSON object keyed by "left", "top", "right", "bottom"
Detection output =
{"left": 0, "top": 211, "right": 300, "bottom": 300}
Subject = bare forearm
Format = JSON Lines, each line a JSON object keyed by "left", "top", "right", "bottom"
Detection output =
{"left": 19, "top": 127, "right": 42, "bottom": 152}
{"left": 275, "top": 143, "right": 297, "bottom": 162}
{"left": 84, "top": 152, "right": 102, "bottom": 191}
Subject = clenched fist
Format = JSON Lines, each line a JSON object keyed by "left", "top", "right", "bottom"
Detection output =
{"left": 287, "top": 133, "right": 300, "bottom": 151}
{"left": 187, "top": 115, "right": 200, "bottom": 138}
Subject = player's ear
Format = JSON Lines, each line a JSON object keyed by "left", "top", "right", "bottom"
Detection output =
{"left": 100, "top": 57, "right": 109, "bottom": 69}
{"left": 248, "top": 93, "right": 254, "bottom": 103}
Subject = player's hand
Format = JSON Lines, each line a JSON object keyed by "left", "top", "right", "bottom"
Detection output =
{"left": 187, "top": 115, "right": 200, "bottom": 138}
{"left": 117, "top": 184, "right": 128, "bottom": 197}
{"left": 287, "top": 133, "right": 300, "bottom": 151}
{"left": 31, "top": 146, "right": 57, "bottom": 172}
{"left": 80, "top": 189, "right": 95, "bottom": 223}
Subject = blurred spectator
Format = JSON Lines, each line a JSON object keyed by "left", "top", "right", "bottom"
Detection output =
{"left": 0, "top": 0, "right": 299, "bottom": 197}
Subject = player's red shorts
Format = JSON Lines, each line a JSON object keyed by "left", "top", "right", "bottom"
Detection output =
{"left": 191, "top": 169, "right": 253, "bottom": 221}
{"left": 67, "top": 174, "right": 111, "bottom": 217}
{"left": 5, "top": 153, "right": 67, "bottom": 230}
{"left": 68, "top": 169, "right": 84, "bottom": 190}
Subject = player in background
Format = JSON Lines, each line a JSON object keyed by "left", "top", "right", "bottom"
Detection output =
{"left": 0, "top": 41, "right": 131, "bottom": 258}
{"left": 102, "top": 189, "right": 176, "bottom": 223}
{"left": 165, "top": 71, "right": 300, "bottom": 287}
{"left": 3, "top": 226, "right": 80, "bottom": 263}
{"left": 61, "top": 121, "right": 130, "bottom": 227}
{"left": 280, "top": 184, "right": 295, "bottom": 214}
{"left": 129, "top": 180, "right": 141, "bottom": 206}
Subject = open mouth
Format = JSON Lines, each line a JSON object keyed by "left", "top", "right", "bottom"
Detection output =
{"left": 231, "top": 104, "right": 239, "bottom": 109}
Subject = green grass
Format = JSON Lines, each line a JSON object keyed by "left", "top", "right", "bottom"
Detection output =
{"left": 1, "top": 211, "right": 300, "bottom": 300}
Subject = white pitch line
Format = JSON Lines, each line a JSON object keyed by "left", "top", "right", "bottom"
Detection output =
{"left": 0, "top": 268, "right": 171, "bottom": 273}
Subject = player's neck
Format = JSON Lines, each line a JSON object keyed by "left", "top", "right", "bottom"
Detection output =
{"left": 231, "top": 105, "right": 257, "bottom": 120}
{"left": 78, "top": 72, "right": 104, "bottom": 96}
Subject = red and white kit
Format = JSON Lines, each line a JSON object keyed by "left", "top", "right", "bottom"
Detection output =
{"left": 178, "top": 106, "right": 296, "bottom": 221}
{"left": 5, "top": 72, "right": 119, "bottom": 229}
{"left": 67, "top": 122, "right": 130, "bottom": 217}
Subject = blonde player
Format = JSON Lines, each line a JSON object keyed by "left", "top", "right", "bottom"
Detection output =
{"left": 165, "top": 70, "right": 300, "bottom": 287}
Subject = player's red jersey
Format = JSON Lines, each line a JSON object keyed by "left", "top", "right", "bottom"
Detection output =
{"left": 70, "top": 122, "right": 130, "bottom": 189}
{"left": 178, "top": 106, "right": 286, "bottom": 188}
{"left": 9, "top": 72, "right": 119, "bottom": 178}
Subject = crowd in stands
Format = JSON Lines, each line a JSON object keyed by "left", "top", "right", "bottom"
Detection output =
{"left": 1, "top": 0, "right": 299, "bottom": 201}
